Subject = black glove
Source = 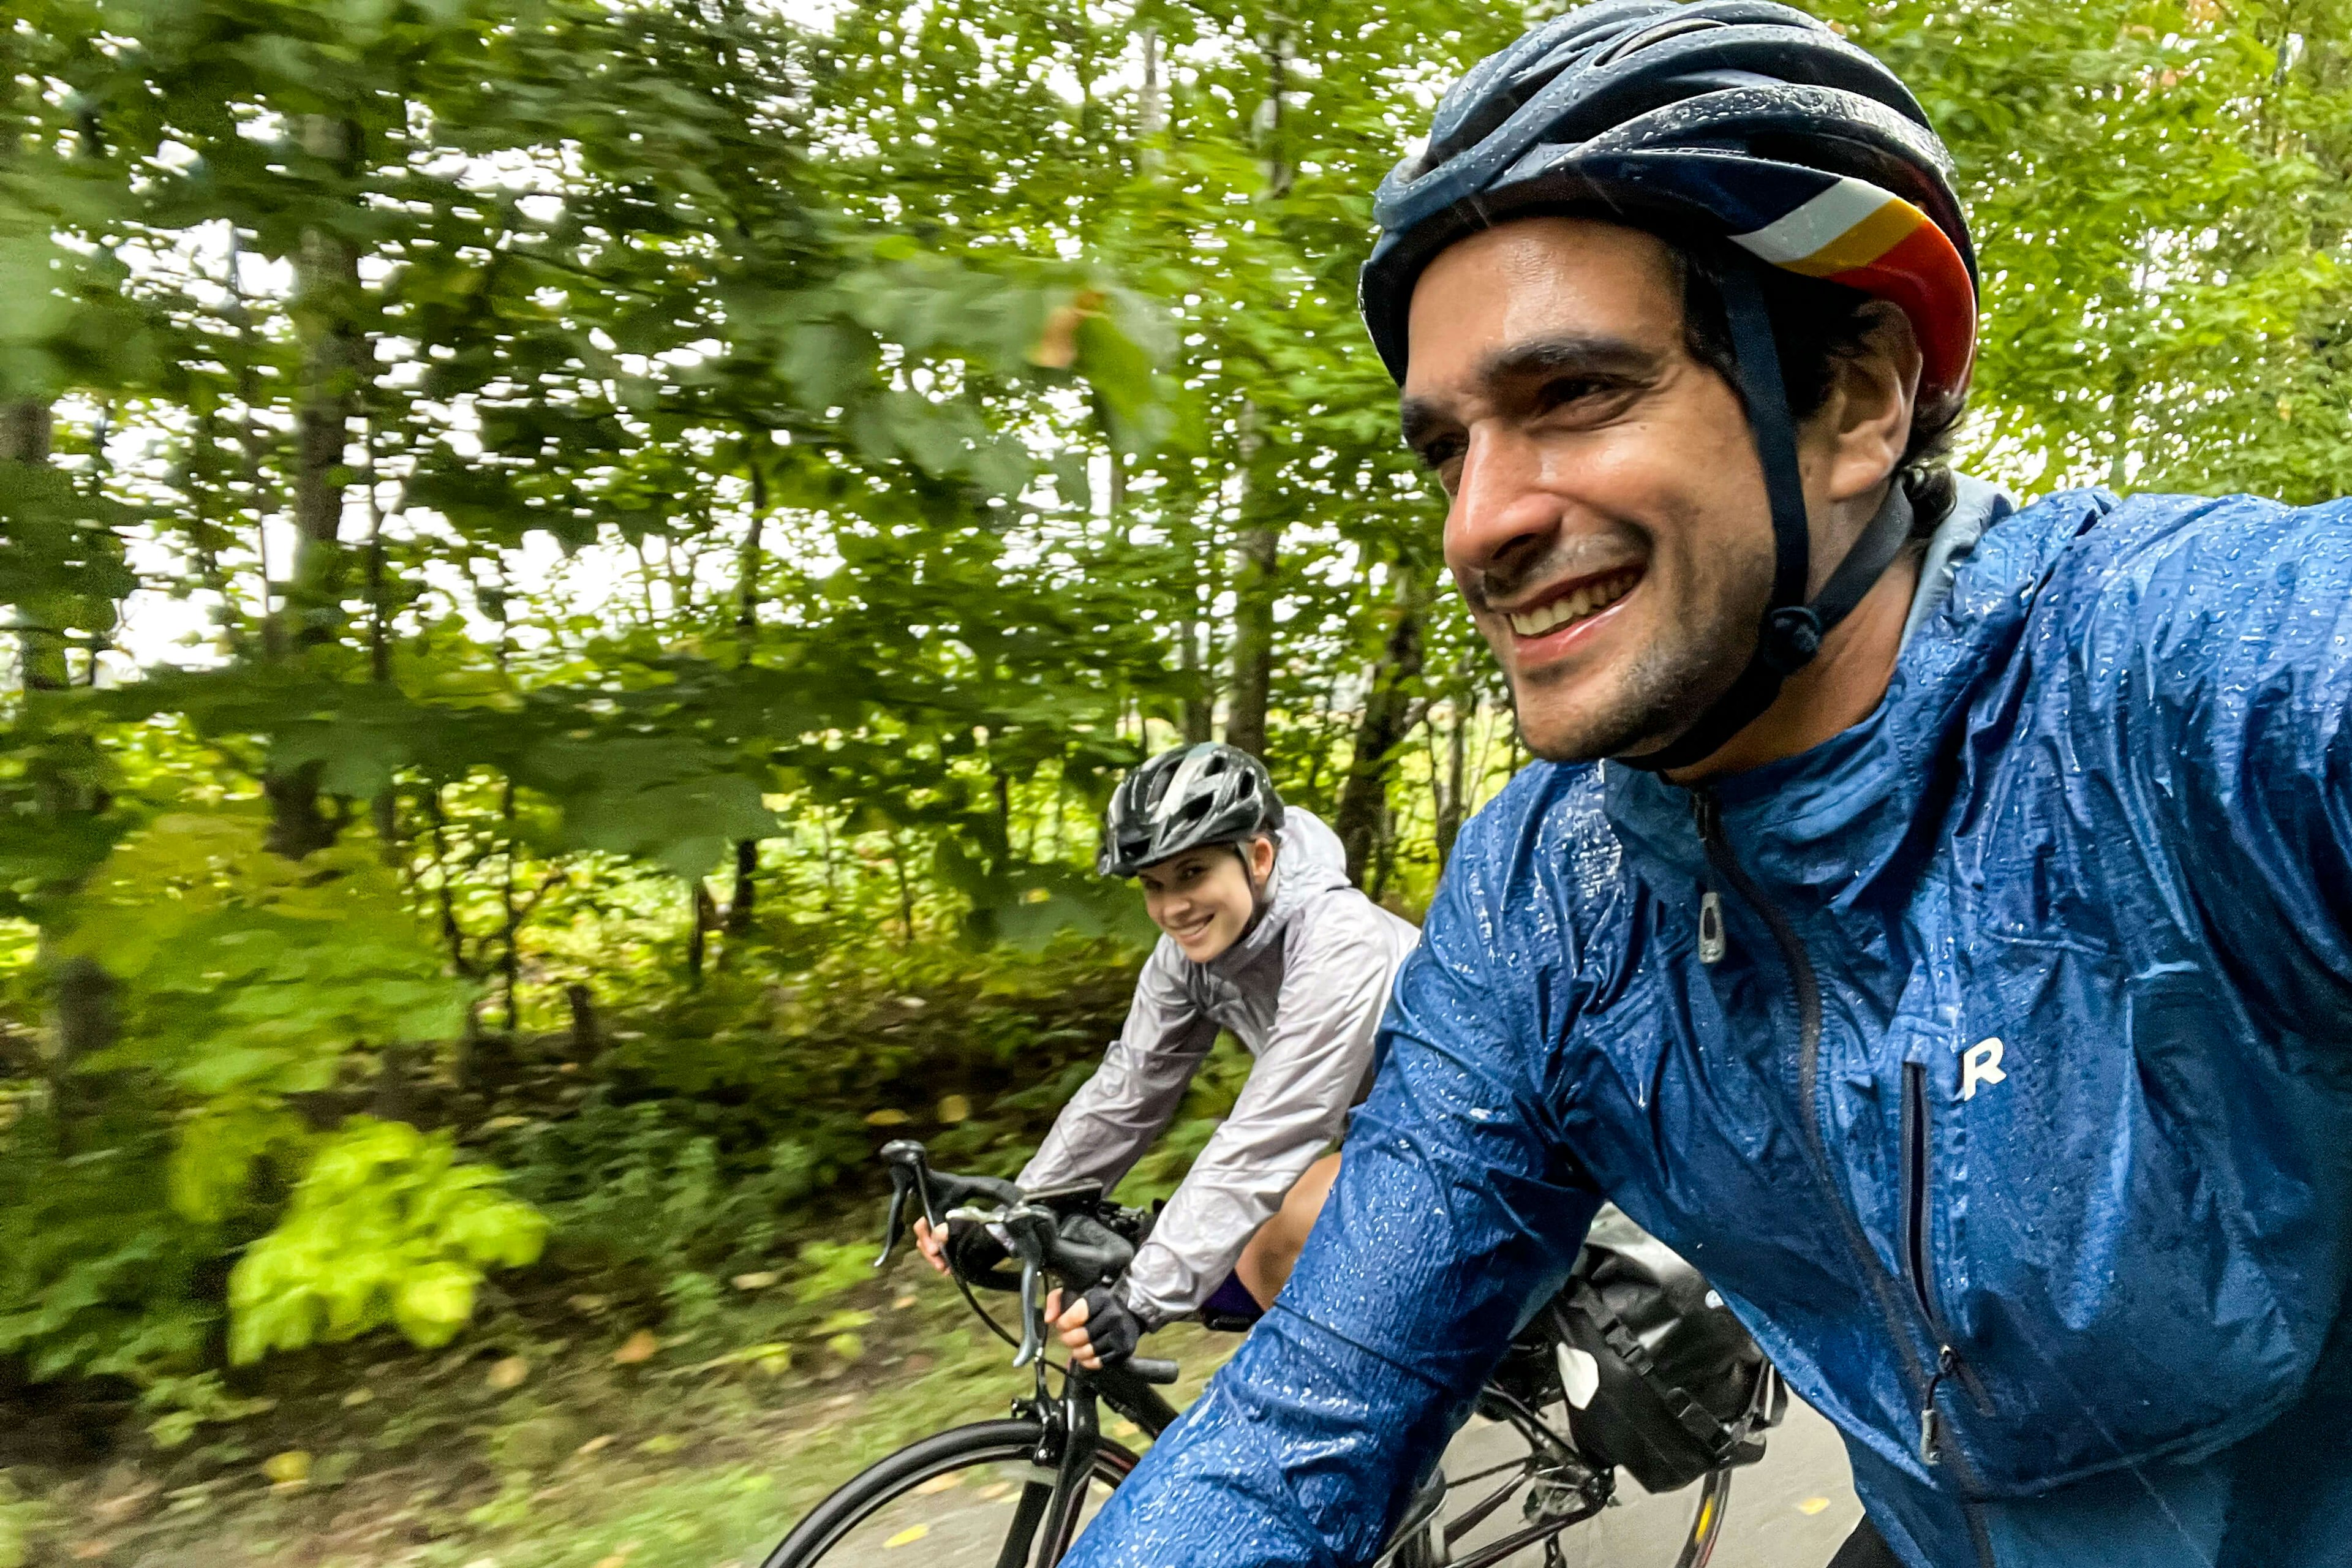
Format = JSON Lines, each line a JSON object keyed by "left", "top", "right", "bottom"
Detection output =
{"left": 945, "top": 1221, "right": 1014, "bottom": 1283}
{"left": 1077, "top": 1285, "right": 1145, "bottom": 1365}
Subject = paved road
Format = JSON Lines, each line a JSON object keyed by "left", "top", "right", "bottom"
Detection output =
{"left": 1442, "top": 1397, "right": 1860, "bottom": 1567}
{"left": 805, "top": 1396, "right": 1860, "bottom": 1566}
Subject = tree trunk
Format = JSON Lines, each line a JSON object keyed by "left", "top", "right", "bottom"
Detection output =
{"left": 1180, "top": 616, "right": 1214, "bottom": 743}
{"left": 263, "top": 760, "right": 339, "bottom": 859}
{"left": 47, "top": 956, "right": 116, "bottom": 1139}
{"left": 688, "top": 880, "right": 718, "bottom": 983}
{"left": 1223, "top": 32, "right": 1292, "bottom": 760}
{"left": 288, "top": 116, "right": 364, "bottom": 648}
{"left": 1224, "top": 520, "right": 1278, "bottom": 756}
{"left": 2, "top": 402, "right": 67, "bottom": 691}
{"left": 1333, "top": 564, "right": 1432, "bottom": 884}
{"left": 1435, "top": 683, "right": 1474, "bottom": 869}
{"left": 565, "top": 983, "right": 601, "bottom": 1062}
{"left": 726, "top": 838, "right": 758, "bottom": 935}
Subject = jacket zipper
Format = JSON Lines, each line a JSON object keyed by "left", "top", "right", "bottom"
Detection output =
{"left": 1902, "top": 1062, "right": 1992, "bottom": 1465}
{"left": 1691, "top": 787, "right": 1997, "bottom": 1564}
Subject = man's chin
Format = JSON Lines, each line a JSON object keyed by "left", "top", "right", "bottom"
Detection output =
{"left": 1513, "top": 681, "right": 1692, "bottom": 766}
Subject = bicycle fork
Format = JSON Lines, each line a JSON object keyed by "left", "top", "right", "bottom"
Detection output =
{"left": 1006, "top": 1378, "right": 1102, "bottom": 1568}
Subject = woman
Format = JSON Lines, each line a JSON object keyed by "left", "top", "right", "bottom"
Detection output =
{"left": 916, "top": 742, "right": 1419, "bottom": 1367}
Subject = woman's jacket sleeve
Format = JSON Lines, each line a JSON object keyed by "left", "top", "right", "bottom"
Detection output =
{"left": 1019, "top": 938, "right": 1219, "bottom": 1197}
{"left": 1118, "top": 900, "right": 1404, "bottom": 1326}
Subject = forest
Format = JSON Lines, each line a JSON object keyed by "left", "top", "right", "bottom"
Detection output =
{"left": 2, "top": 0, "right": 2351, "bottom": 1562}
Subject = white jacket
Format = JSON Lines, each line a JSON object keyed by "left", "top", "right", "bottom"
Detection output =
{"left": 1017, "top": 809, "right": 1420, "bottom": 1326}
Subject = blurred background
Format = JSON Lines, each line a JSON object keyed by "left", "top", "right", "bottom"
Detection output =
{"left": 1, "top": 0, "right": 2349, "bottom": 1563}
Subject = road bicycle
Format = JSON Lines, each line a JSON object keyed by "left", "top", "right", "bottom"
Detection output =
{"left": 762, "top": 1140, "right": 1776, "bottom": 1568}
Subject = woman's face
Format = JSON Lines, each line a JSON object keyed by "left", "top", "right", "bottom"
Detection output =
{"left": 1137, "top": 837, "right": 1276, "bottom": 962}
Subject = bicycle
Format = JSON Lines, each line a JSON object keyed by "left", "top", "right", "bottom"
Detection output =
{"left": 762, "top": 1140, "right": 1777, "bottom": 1568}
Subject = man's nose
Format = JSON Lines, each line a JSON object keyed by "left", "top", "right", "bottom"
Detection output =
{"left": 1443, "top": 426, "right": 1559, "bottom": 584}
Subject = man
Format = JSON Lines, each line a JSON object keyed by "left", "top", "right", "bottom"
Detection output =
{"left": 1060, "top": 2, "right": 2352, "bottom": 1566}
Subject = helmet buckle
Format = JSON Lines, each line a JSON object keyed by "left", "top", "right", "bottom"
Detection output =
{"left": 1760, "top": 605, "right": 1823, "bottom": 674}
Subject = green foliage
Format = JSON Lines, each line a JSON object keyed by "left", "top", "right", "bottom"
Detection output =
{"left": 71, "top": 810, "right": 475, "bottom": 1100}
{"left": 228, "top": 1117, "right": 548, "bottom": 1363}
{"left": 0, "top": 1112, "right": 217, "bottom": 1384}
{"left": 2, "top": 0, "right": 2350, "bottom": 1447}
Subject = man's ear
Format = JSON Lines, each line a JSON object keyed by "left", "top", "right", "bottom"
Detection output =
{"left": 1814, "top": 301, "right": 1923, "bottom": 506}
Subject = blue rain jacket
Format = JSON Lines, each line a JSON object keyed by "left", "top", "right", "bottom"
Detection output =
{"left": 1063, "top": 486, "right": 2352, "bottom": 1568}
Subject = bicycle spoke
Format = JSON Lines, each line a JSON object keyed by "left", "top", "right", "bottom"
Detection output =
{"left": 1442, "top": 1472, "right": 1528, "bottom": 1547}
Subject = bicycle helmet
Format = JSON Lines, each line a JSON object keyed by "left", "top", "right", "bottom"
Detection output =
{"left": 1097, "top": 743, "right": 1284, "bottom": 878}
{"left": 1360, "top": 0, "right": 1978, "bottom": 771}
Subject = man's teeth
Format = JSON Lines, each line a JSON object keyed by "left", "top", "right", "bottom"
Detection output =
{"left": 1506, "top": 571, "right": 1640, "bottom": 637}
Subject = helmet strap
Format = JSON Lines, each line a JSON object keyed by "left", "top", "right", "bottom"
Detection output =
{"left": 1620, "top": 253, "right": 1916, "bottom": 775}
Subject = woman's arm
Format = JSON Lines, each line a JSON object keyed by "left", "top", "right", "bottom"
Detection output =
{"left": 1017, "top": 937, "right": 1220, "bottom": 1195}
{"left": 1118, "top": 900, "right": 1407, "bottom": 1325}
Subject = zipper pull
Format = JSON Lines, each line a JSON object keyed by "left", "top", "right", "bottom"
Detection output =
{"left": 1690, "top": 790, "right": 1727, "bottom": 965}
{"left": 1919, "top": 1344, "right": 1958, "bottom": 1466}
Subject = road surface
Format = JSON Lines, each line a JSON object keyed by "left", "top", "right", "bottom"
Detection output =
{"left": 803, "top": 1396, "right": 1861, "bottom": 1566}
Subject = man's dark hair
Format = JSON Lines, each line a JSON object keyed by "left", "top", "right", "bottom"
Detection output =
{"left": 1673, "top": 242, "right": 1967, "bottom": 532}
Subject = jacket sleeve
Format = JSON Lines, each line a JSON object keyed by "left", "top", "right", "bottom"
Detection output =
{"left": 1019, "top": 938, "right": 1220, "bottom": 1197}
{"left": 2087, "top": 497, "right": 2352, "bottom": 998}
{"left": 1118, "top": 902, "right": 1408, "bottom": 1327}
{"left": 1059, "top": 837, "right": 1602, "bottom": 1568}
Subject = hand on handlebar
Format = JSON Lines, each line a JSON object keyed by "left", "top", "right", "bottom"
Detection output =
{"left": 912, "top": 1216, "right": 950, "bottom": 1275}
{"left": 1044, "top": 1286, "right": 1144, "bottom": 1369}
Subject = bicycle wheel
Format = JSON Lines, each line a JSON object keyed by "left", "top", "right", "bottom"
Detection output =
{"left": 1439, "top": 1417, "right": 1735, "bottom": 1568}
{"left": 763, "top": 1419, "right": 1141, "bottom": 1568}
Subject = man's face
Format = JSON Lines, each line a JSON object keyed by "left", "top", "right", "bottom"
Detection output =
{"left": 1400, "top": 217, "right": 1777, "bottom": 764}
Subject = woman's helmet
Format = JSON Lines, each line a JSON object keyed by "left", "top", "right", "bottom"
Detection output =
{"left": 1098, "top": 744, "right": 1284, "bottom": 878}
{"left": 1360, "top": 0, "right": 1978, "bottom": 771}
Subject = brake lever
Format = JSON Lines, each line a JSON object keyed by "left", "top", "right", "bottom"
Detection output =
{"left": 1000, "top": 1206, "right": 1059, "bottom": 1369}
{"left": 875, "top": 1139, "right": 939, "bottom": 1268}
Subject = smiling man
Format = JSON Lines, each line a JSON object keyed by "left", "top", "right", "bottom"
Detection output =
{"left": 1057, "top": 2, "right": 2352, "bottom": 1566}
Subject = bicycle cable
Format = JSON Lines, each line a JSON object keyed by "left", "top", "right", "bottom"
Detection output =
{"left": 945, "top": 1251, "right": 1069, "bottom": 1376}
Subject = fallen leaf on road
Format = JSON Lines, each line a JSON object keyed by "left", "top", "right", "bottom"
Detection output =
{"left": 576, "top": 1434, "right": 616, "bottom": 1457}
{"left": 731, "top": 1272, "right": 779, "bottom": 1291}
{"left": 1797, "top": 1497, "right": 1832, "bottom": 1515}
{"left": 613, "top": 1330, "right": 660, "bottom": 1365}
{"left": 91, "top": 1482, "right": 160, "bottom": 1526}
{"left": 260, "top": 1450, "right": 311, "bottom": 1486}
{"left": 485, "top": 1356, "right": 530, "bottom": 1390}
{"left": 883, "top": 1525, "right": 930, "bottom": 1548}
{"left": 913, "top": 1473, "right": 963, "bottom": 1495}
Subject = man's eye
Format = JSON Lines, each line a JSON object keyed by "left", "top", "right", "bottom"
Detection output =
{"left": 1415, "top": 435, "right": 1465, "bottom": 472}
{"left": 1536, "top": 375, "right": 1628, "bottom": 415}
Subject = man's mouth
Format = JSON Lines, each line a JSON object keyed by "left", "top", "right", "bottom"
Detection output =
{"left": 1502, "top": 567, "right": 1643, "bottom": 640}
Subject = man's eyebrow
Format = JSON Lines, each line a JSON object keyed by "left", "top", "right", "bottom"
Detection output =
{"left": 1398, "top": 332, "right": 1665, "bottom": 449}
{"left": 1477, "top": 331, "right": 1664, "bottom": 386}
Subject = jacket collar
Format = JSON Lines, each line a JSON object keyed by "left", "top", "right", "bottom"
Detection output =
{"left": 1598, "top": 478, "right": 2096, "bottom": 902}
{"left": 1202, "top": 807, "right": 1351, "bottom": 981}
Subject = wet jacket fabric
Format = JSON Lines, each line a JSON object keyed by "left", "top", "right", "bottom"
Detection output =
{"left": 1019, "top": 809, "right": 1420, "bottom": 1327}
{"left": 1061, "top": 484, "right": 2352, "bottom": 1568}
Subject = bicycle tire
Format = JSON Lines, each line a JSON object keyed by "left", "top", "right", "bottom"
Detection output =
{"left": 762, "top": 1419, "right": 1142, "bottom": 1568}
{"left": 1674, "top": 1466, "right": 1733, "bottom": 1568}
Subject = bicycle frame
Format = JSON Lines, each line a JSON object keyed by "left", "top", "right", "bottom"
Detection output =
{"left": 998, "top": 1362, "right": 1177, "bottom": 1568}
